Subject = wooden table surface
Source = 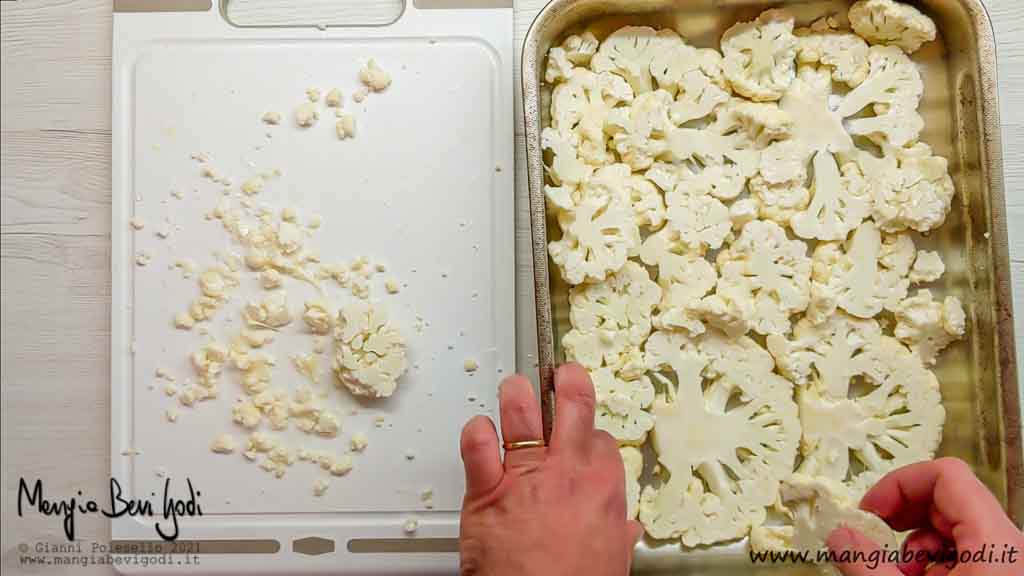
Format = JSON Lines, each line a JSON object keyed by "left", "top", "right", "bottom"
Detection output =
{"left": 1, "top": 0, "right": 1022, "bottom": 572}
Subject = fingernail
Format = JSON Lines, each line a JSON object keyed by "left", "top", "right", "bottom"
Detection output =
{"left": 826, "top": 526, "right": 855, "bottom": 552}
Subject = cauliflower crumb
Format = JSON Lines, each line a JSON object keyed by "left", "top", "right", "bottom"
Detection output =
{"left": 165, "top": 409, "right": 179, "bottom": 423}
{"left": 261, "top": 111, "right": 282, "bottom": 125}
{"left": 336, "top": 115, "right": 356, "bottom": 140}
{"left": 352, "top": 87, "right": 369, "bottom": 103}
{"left": 294, "top": 103, "right": 319, "bottom": 128}
{"left": 350, "top": 433, "right": 369, "bottom": 452}
{"left": 306, "top": 87, "right": 321, "bottom": 102}
{"left": 325, "top": 88, "right": 343, "bottom": 108}
{"left": 463, "top": 358, "right": 479, "bottom": 373}
{"left": 384, "top": 278, "right": 400, "bottom": 294}
{"left": 130, "top": 217, "right": 145, "bottom": 230}
{"left": 210, "top": 434, "right": 236, "bottom": 454}
{"left": 359, "top": 59, "right": 392, "bottom": 92}
{"left": 313, "top": 478, "right": 330, "bottom": 497}
{"left": 402, "top": 518, "right": 419, "bottom": 535}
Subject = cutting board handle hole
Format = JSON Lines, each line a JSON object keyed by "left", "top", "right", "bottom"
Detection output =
{"left": 224, "top": 0, "right": 404, "bottom": 28}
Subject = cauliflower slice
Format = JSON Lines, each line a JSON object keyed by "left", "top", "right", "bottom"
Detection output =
{"left": 849, "top": 0, "right": 937, "bottom": 54}
{"left": 797, "top": 336, "right": 945, "bottom": 497}
{"left": 659, "top": 185, "right": 732, "bottom": 253}
{"left": 649, "top": 41, "right": 730, "bottom": 124}
{"left": 581, "top": 164, "right": 666, "bottom": 229}
{"left": 548, "top": 194, "right": 639, "bottom": 285}
{"left": 665, "top": 120, "right": 761, "bottom": 202}
{"left": 909, "top": 250, "right": 945, "bottom": 284}
{"left": 541, "top": 128, "right": 593, "bottom": 188}
{"left": 606, "top": 90, "right": 674, "bottom": 170}
{"left": 549, "top": 69, "right": 635, "bottom": 165}
{"left": 790, "top": 150, "right": 872, "bottom": 242}
{"left": 640, "top": 231, "right": 717, "bottom": 335}
{"left": 640, "top": 330, "right": 800, "bottom": 546}
{"left": 893, "top": 289, "right": 966, "bottom": 365}
{"left": 809, "top": 221, "right": 911, "bottom": 319}
{"left": 767, "top": 313, "right": 882, "bottom": 396}
{"left": 620, "top": 446, "right": 644, "bottom": 520}
{"left": 859, "top": 143, "right": 956, "bottom": 233}
{"left": 591, "top": 26, "right": 683, "bottom": 94}
{"left": 563, "top": 329, "right": 644, "bottom": 381}
{"left": 567, "top": 261, "right": 661, "bottom": 346}
{"left": 721, "top": 10, "right": 798, "bottom": 102}
{"left": 332, "top": 302, "right": 408, "bottom": 399}
{"left": 837, "top": 46, "right": 925, "bottom": 149}
{"left": 750, "top": 474, "right": 899, "bottom": 571}
{"left": 713, "top": 220, "right": 811, "bottom": 336}
{"left": 795, "top": 20, "right": 871, "bottom": 87}
{"left": 592, "top": 367, "right": 655, "bottom": 445}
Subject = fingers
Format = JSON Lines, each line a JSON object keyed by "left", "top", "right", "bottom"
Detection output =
{"left": 549, "top": 363, "right": 597, "bottom": 460}
{"left": 859, "top": 458, "right": 1007, "bottom": 540}
{"left": 826, "top": 526, "right": 902, "bottom": 576}
{"left": 899, "top": 528, "right": 948, "bottom": 576}
{"left": 460, "top": 415, "right": 503, "bottom": 499}
{"left": 627, "top": 520, "right": 643, "bottom": 546}
{"left": 498, "top": 375, "right": 547, "bottom": 473}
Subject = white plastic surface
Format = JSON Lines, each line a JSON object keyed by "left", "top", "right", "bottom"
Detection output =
{"left": 112, "top": 4, "right": 513, "bottom": 573}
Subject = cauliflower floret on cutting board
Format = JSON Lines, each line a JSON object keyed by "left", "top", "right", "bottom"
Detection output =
{"left": 639, "top": 330, "right": 800, "bottom": 546}
{"left": 332, "top": 302, "right": 408, "bottom": 399}
{"left": 849, "top": 0, "right": 937, "bottom": 54}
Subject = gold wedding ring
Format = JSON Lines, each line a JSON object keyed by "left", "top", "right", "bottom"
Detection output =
{"left": 503, "top": 439, "right": 545, "bottom": 451}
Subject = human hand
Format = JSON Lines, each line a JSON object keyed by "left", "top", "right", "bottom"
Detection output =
{"left": 458, "top": 363, "right": 642, "bottom": 576}
{"left": 826, "top": 457, "right": 1024, "bottom": 576}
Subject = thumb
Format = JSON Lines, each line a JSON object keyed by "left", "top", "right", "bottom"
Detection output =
{"left": 826, "top": 526, "right": 902, "bottom": 576}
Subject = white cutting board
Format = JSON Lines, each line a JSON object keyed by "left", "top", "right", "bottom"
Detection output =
{"left": 111, "top": 1, "right": 513, "bottom": 573}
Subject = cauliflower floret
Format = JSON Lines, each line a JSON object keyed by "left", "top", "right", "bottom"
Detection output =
{"left": 809, "top": 221, "right": 911, "bottom": 319}
{"left": 567, "top": 261, "right": 661, "bottom": 346}
{"left": 795, "top": 21, "right": 871, "bottom": 87}
{"left": 658, "top": 185, "right": 732, "bottom": 253}
{"left": 563, "top": 31, "right": 600, "bottom": 65}
{"left": 662, "top": 121, "right": 761, "bottom": 203}
{"left": 713, "top": 220, "right": 811, "bottom": 336}
{"left": 591, "top": 26, "right": 683, "bottom": 94}
{"left": 714, "top": 100, "right": 793, "bottom": 150}
{"left": 849, "top": 0, "right": 937, "bottom": 54}
{"left": 591, "top": 367, "right": 655, "bottom": 445}
{"left": 748, "top": 172, "right": 810, "bottom": 227}
{"left": 562, "top": 328, "right": 644, "bottom": 381}
{"left": 796, "top": 336, "right": 945, "bottom": 497}
{"left": 649, "top": 40, "right": 730, "bottom": 124}
{"left": 728, "top": 197, "right": 760, "bottom": 231}
{"left": 767, "top": 313, "right": 882, "bottom": 396}
{"left": 909, "top": 250, "right": 945, "bottom": 284}
{"left": 750, "top": 474, "right": 899, "bottom": 571}
{"left": 790, "top": 151, "right": 872, "bottom": 241}
{"left": 859, "top": 142, "right": 956, "bottom": 233}
{"left": 549, "top": 69, "right": 635, "bottom": 165}
{"left": 721, "top": 10, "right": 798, "bottom": 102}
{"left": 606, "top": 89, "right": 674, "bottom": 170}
{"left": 577, "top": 163, "right": 666, "bottom": 229}
{"left": 893, "top": 289, "right": 966, "bottom": 364}
{"left": 638, "top": 231, "right": 717, "bottom": 335}
{"left": 332, "top": 302, "right": 408, "bottom": 399}
{"left": 548, "top": 194, "right": 639, "bottom": 285}
{"left": 640, "top": 329, "right": 800, "bottom": 546}
{"left": 836, "top": 45, "right": 924, "bottom": 148}
{"left": 541, "top": 128, "right": 593, "bottom": 188}
{"left": 621, "top": 447, "right": 644, "bottom": 520}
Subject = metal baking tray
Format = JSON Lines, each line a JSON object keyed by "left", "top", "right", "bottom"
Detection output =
{"left": 523, "top": 0, "right": 1021, "bottom": 569}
